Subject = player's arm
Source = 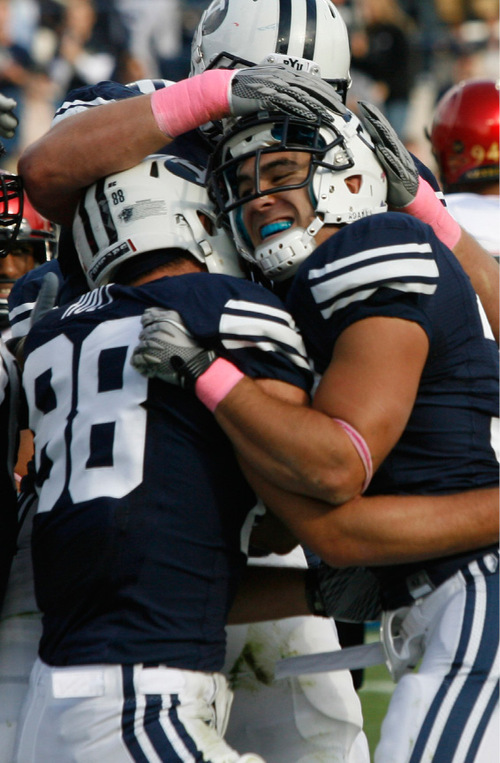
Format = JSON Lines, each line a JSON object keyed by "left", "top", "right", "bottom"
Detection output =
{"left": 132, "top": 309, "right": 428, "bottom": 504}
{"left": 19, "top": 68, "right": 345, "bottom": 226}
{"left": 239, "top": 464, "right": 499, "bottom": 566}
{"left": 221, "top": 319, "right": 498, "bottom": 564}
{"left": 213, "top": 315, "right": 429, "bottom": 504}
{"left": 451, "top": 228, "right": 499, "bottom": 343}
{"left": 19, "top": 94, "right": 172, "bottom": 226}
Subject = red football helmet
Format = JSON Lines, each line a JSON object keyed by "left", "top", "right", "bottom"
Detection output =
{"left": 0, "top": 172, "right": 56, "bottom": 260}
{"left": 429, "top": 78, "right": 499, "bottom": 192}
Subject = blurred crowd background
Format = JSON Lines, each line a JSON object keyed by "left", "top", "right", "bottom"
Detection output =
{"left": 1, "top": 0, "right": 499, "bottom": 175}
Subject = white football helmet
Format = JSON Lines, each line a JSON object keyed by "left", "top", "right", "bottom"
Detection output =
{"left": 208, "top": 109, "right": 388, "bottom": 281}
{"left": 74, "top": 155, "right": 245, "bottom": 289}
{"left": 191, "top": 0, "right": 351, "bottom": 101}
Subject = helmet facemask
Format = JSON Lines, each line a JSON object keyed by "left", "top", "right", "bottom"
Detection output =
{"left": 208, "top": 110, "right": 388, "bottom": 281}
{"left": 0, "top": 173, "right": 24, "bottom": 257}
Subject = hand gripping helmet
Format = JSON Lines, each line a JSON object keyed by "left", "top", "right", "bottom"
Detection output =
{"left": 208, "top": 107, "right": 388, "bottom": 281}
{"left": 0, "top": 173, "right": 56, "bottom": 260}
{"left": 429, "top": 78, "right": 500, "bottom": 193}
{"left": 73, "top": 154, "right": 245, "bottom": 289}
{"left": 191, "top": 0, "right": 351, "bottom": 102}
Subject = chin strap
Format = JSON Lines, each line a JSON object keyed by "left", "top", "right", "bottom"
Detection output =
{"left": 254, "top": 216, "right": 325, "bottom": 281}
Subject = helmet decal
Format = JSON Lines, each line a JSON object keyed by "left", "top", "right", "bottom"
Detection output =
{"left": 164, "top": 156, "right": 206, "bottom": 186}
{"left": 201, "top": 0, "right": 230, "bottom": 36}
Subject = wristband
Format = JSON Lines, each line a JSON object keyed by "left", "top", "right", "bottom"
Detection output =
{"left": 195, "top": 357, "right": 244, "bottom": 412}
{"left": 333, "top": 418, "right": 373, "bottom": 493}
{"left": 404, "top": 178, "right": 461, "bottom": 250}
{"left": 150, "top": 70, "right": 234, "bottom": 138}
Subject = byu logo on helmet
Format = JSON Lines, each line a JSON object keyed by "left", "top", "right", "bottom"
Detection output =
{"left": 200, "top": 0, "right": 230, "bottom": 35}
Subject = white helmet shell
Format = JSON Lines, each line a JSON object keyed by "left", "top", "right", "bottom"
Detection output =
{"left": 74, "top": 155, "right": 245, "bottom": 288}
{"left": 191, "top": 0, "right": 351, "bottom": 98}
{"left": 209, "top": 109, "right": 388, "bottom": 281}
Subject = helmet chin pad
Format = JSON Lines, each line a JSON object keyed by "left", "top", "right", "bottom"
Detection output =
{"left": 252, "top": 218, "right": 324, "bottom": 282}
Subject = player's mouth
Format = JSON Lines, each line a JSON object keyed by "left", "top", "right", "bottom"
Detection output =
{"left": 259, "top": 220, "right": 293, "bottom": 241}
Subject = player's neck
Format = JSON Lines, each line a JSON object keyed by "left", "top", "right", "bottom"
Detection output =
{"left": 131, "top": 260, "right": 205, "bottom": 286}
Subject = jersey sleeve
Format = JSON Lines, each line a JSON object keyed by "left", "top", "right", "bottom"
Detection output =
{"left": 288, "top": 214, "right": 440, "bottom": 372}
{"left": 142, "top": 273, "right": 314, "bottom": 393}
{"left": 413, "top": 153, "right": 446, "bottom": 204}
{"left": 52, "top": 78, "right": 173, "bottom": 125}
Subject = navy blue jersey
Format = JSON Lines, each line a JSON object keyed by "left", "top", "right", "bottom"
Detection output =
{"left": 288, "top": 212, "right": 498, "bottom": 494}
{"left": 22, "top": 273, "right": 312, "bottom": 669}
{"left": 8, "top": 260, "right": 64, "bottom": 339}
{"left": 287, "top": 213, "right": 499, "bottom": 602}
{"left": 53, "top": 78, "right": 211, "bottom": 166}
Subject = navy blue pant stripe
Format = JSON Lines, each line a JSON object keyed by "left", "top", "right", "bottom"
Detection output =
{"left": 433, "top": 561, "right": 499, "bottom": 761}
{"left": 460, "top": 557, "right": 499, "bottom": 761}
{"left": 121, "top": 665, "right": 149, "bottom": 763}
{"left": 468, "top": 677, "right": 499, "bottom": 761}
{"left": 167, "top": 694, "right": 204, "bottom": 760}
{"left": 409, "top": 566, "right": 477, "bottom": 763}
{"left": 142, "top": 693, "right": 185, "bottom": 762}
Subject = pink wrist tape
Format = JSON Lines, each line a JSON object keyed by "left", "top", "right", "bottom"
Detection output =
{"left": 333, "top": 418, "right": 373, "bottom": 493}
{"left": 404, "top": 178, "right": 461, "bottom": 250}
{"left": 195, "top": 357, "right": 244, "bottom": 412}
{"left": 150, "top": 69, "right": 234, "bottom": 138}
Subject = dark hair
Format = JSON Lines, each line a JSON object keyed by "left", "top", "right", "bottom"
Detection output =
{"left": 114, "top": 248, "right": 193, "bottom": 285}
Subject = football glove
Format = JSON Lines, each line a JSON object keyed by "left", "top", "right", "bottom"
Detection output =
{"left": 305, "top": 562, "right": 382, "bottom": 623}
{"left": 0, "top": 94, "right": 18, "bottom": 139}
{"left": 357, "top": 100, "right": 419, "bottom": 207}
{"left": 230, "top": 66, "right": 347, "bottom": 122}
{"left": 131, "top": 307, "right": 217, "bottom": 388}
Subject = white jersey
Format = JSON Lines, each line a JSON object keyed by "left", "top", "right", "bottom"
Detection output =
{"left": 445, "top": 192, "right": 500, "bottom": 259}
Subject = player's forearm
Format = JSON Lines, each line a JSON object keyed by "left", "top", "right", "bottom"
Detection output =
{"left": 244, "top": 469, "right": 499, "bottom": 566}
{"left": 18, "top": 95, "right": 170, "bottom": 227}
{"left": 214, "top": 377, "right": 365, "bottom": 505}
{"left": 452, "top": 228, "right": 499, "bottom": 344}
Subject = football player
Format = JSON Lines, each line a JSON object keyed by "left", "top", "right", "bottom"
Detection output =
{"left": 429, "top": 78, "right": 499, "bottom": 259}
{"left": 131, "top": 104, "right": 499, "bottom": 762}
{"left": 12, "top": 154, "right": 315, "bottom": 763}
